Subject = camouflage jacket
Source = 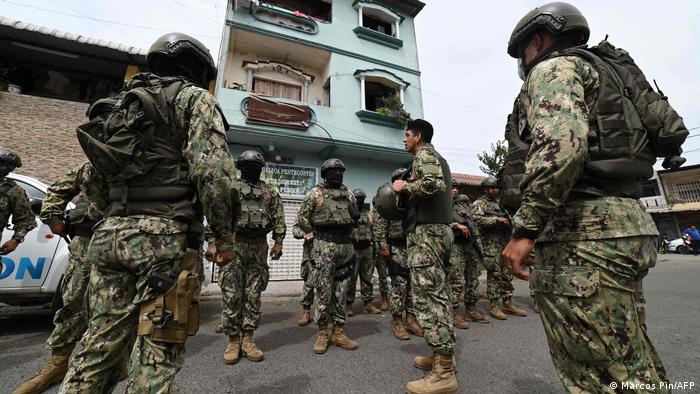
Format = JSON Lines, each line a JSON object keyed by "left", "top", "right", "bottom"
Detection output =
{"left": 471, "top": 195, "right": 509, "bottom": 255}
{"left": 351, "top": 205, "right": 373, "bottom": 244}
{"left": 40, "top": 161, "right": 108, "bottom": 229}
{"left": 296, "top": 183, "right": 356, "bottom": 234}
{"left": 400, "top": 143, "right": 446, "bottom": 198}
{"left": 174, "top": 86, "right": 238, "bottom": 250}
{"left": 0, "top": 177, "right": 37, "bottom": 240}
{"left": 513, "top": 56, "right": 658, "bottom": 242}
{"left": 452, "top": 200, "right": 483, "bottom": 254}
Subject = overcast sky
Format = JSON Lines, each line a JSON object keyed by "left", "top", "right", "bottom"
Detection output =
{"left": 3, "top": 0, "right": 700, "bottom": 175}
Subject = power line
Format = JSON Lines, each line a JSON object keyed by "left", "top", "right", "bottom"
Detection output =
{"left": 172, "top": 0, "right": 222, "bottom": 25}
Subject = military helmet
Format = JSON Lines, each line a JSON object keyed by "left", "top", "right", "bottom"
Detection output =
{"left": 0, "top": 147, "right": 22, "bottom": 168}
{"left": 352, "top": 188, "right": 367, "bottom": 200}
{"left": 507, "top": 2, "right": 590, "bottom": 58}
{"left": 456, "top": 194, "right": 471, "bottom": 204}
{"left": 86, "top": 96, "right": 121, "bottom": 120}
{"left": 391, "top": 167, "right": 408, "bottom": 181}
{"left": 321, "top": 158, "right": 346, "bottom": 176}
{"left": 147, "top": 32, "right": 217, "bottom": 83}
{"left": 236, "top": 150, "right": 265, "bottom": 168}
{"left": 481, "top": 176, "right": 498, "bottom": 188}
{"left": 374, "top": 183, "right": 405, "bottom": 220}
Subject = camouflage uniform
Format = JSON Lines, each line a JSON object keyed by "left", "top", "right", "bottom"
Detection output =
{"left": 370, "top": 207, "right": 390, "bottom": 299}
{"left": 400, "top": 143, "right": 455, "bottom": 356}
{"left": 218, "top": 179, "right": 285, "bottom": 337}
{"left": 0, "top": 178, "right": 36, "bottom": 244}
{"left": 347, "top": 204, "right": 375, "bottom": 304}
{"left": 447, "top": 201, "right": 470, "bottom": 309}
{"left": 297, "top": 183, "right": 356, "bottom": 327}
{"left": 471, "top": 196, "right": 513, "bottom": 302}
{"left": 39, "top": 162, "right": 108, "bottom": 350}
{"left": 60, "top": 84, "right": 237, "bottom": 393}
{"left": 515, "top": 55, "right": 667, "bottom": 391}
{"left": 373, "top": 216, "right": 414, "bottom": 317}
{"left": 292, "top": 223, "right": 315, "bottom": 309}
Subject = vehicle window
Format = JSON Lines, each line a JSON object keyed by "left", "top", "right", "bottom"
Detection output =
{"left": 13, "top": 180, "right": 46, "bottom": 200}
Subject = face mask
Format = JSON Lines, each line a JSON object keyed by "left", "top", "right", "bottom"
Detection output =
{"left": 239, "top": 162, "right": 263, "bottom": 183}
{"left": 517, "top": 39, "right": 536, "bottom": 81}
{"left": 324, "top": 170, "right": 343, "bottom": 186}
{"left": 0, "top": 163, "right": 13, "bottom": 178}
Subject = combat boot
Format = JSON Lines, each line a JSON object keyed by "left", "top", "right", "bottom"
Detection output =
{"left": 533, "top": 302, "right": 540, "bottom": 314}
{"left": 502, "top": 298, "right": 528, "bottom": 317}
{"left": 479, "top": 291, "right": 487, "bottom": 299}
{"left": 223, "top": 335, "right": 241, "bottom": 365}
{"left": 379, "top": 293, "right": 390, "bottom": 311}
{"left": 13, "top": 343, "right": 75, "bottom": 394}
{"left": 215, "top": 324, "right": 224, "bottom": 333}
{"left": 330, "top": 323, "right": 358, "bottom": 350}
{"left": 364, "top": 301, "right": 381, "bottom": 314}
{"left": 345, "top": 303, "right": 354, "bottom": 317}
{"left": 452, "top": 308, "right": 470, "bottom": 329}
{"left": 297, "top": 307, "right": 312, "bottom": 326}
{"left": 458, "top": 291, "right": 465, "bottom": 303}
{"left": 464, "top": 303, "right": 489, "bottom": 324}
{"left": 489, "top": 301, "right": 507, "bottom": 320}
{"left": 392, "top": 315, "right": 410, "bottom": 340}
{"left": 313, "top": 324, "right": 329, "bottom": 354}
{"left": 406, "top": 353, "right": 459, "bottom": 394}
{"left": 413, "top": 353, "right": 433, "bottom": 370}
{"left": 404, "top": 313, "right": 423, "bottom": 337}
{"left": 241, "top": 330, "right": 264, "bottom": 362}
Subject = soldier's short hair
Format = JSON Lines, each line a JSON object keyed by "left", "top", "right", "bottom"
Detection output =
{"left": 407, "top": 119, "right": 434, "bottom": 143}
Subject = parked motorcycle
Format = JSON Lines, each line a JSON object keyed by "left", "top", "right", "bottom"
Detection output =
{"left": 657, "top": 236, "right": 670, "bottom": 254}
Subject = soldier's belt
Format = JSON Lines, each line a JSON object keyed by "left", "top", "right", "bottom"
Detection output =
{"left": 352, "top": 240, "right": 372, "bottom": 249}
{"left": 315, "top": 232, "right": 352, "bottom": 244}
{"left": 235, "top": 233, "right": 267, "bottom": 243}
{"left": 388, "top": 238, "right": 407, "bottom": 247}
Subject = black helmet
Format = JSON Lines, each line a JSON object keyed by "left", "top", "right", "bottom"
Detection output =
{"left": 352, "top": 188, "right": 366, "bottom": 200}
{"left": 374, "top": 183, "right": 405, "bottom": 220}
{"left": 236, "top": 150, "right": 265, "bottom": 168}
{"left": 451, "top": 178, "right": 460, "bottom": 186}
{"left": 456, "top": 194, "right": 471, "bottom": 204}
{"left": 147, "top": 32, "right": 217, "bottom": 86}
{"left": 507, "top": 2, "right": 590, "bottom": 58}
{"left": 321, "top": 158, "right": 346, "bottom": 176}
{"left": 86, "top": 95, "right": 122, "bottom": 120}
{"left": 391, "top": 167, "right": 408, "bottom": 182}
{"left": 0, "top": 147, "right": 22, "bottom": 167}
{"left": 481, "top": 176, "right": 498, "bottom": 188}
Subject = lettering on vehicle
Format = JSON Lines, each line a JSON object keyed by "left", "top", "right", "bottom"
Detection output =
{"left": 0, "top": 257, "right": 46, "bottom": 280}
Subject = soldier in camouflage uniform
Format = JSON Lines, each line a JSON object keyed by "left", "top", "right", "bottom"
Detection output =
{"left": 297, "top": 158, "right": 360, "bottom": 354}
{"left": 372, "top": 210, "right": 391, "bottom": 312}
{"left": 455, "top": 194, "right": 489, "bottom": 323}
{"left": 0, "top": 148, "right": 36, "bottom": 256}
{"left": 59, "top": 33, "right": 238, "bottom": 393}
{"left": 502, "top": 3, "right": 672, "bottom": 392}
{"left": 346, "top": 188, "right": 381, "bottom": 315}
{"left": 375, "top": 168, "right": 423, "bottom": 340}
{"left": 472, "top": 177, "right": 527, "bottom": 320}
{"left": 216, "top": 150, "right": 285, "bottom": 365}
{"left": 391, "top": 119, "right": 458, "bottom": 394}
{"left": 293, "top": 222, "right": 315, "bottom": 326}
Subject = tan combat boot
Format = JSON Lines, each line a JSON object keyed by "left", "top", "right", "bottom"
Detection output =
{"left": 313, "top": 324, "right": 329, "bottom": 354}
{"left": 502, "top": 298, "right": 528, "bottom": 317}
{"left": 413, "top": 353, "right": 433, "bottom": 370}
{"left": 392, "top": 315, "right": 410, "bottom": 340}
{"left": 478, "top": 291, "right": 488, "bottom": 300}
{"left": 465, "top": 303, "right": 490, "bottom": 324}
{"left": 452, "top": 308, "right": 470, "bottom": 329}
{"left": 404, "top": 313, "right": 423, "bottom": 337}
{"left": 297, "top": 307, "right": 312, "bottom": 326}
{"left": 533, "top": 301, "right": 540, "bottom": 314}
{"left": 215, "top": 324, "right": 224, "bottom": 333}
{"left": 406, "top": 353, "right": 459, "bottom": 394}
{"left": 364, "top": 301, "right": 381, "bottom": 314}
{"left": 223, "top": 335, "right": 241, "bottom": 365}
{"left": 330, "top": 323, "right": 358, "bottom": 350}
{"left": 379, "top": 293, "right": 390, "bottom": 311}
{"left": 458, "top": 291, "right": 465, "bottom": 303}
{"left": 13, "top": 343, "right": 75, "bottom": 394}
{"left": 345, "top": 303, "right": 354, "bottom": 317}
{"left": 241, "top": 330, "right": 264, "bottom": 362}
{"left": 489, "top": 301, "right": 507, "bottom": 320}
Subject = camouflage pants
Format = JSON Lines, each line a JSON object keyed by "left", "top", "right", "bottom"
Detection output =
{"left": 300, "top": 259, "right": 315, "bottom": 308}
{"left": 310, "top": 239, "right": 354, "bottom": 326}
{"left": 388, "top": 244, "right": 414, "bottom": 316}
{"left": 46, "top": 235, "right": 91, "bottom": 350}
{"left": 484, "top": 252, "right": 513, "bottom": 302}
{"left": 532, "top": 236, "right": 668, "bottom": 393}
{"left": 407, "top": 224, "right": 455, "bottom": 356}
{"left": 463, "top": 248, "right": 482, "bottom": 305}
{"left": 375, "top": 255, "right": 389, "bottom": 295}
{"left": 60, "top": 217, "right": 190, "bottom": 394}
{"left": 447, "top": 243, "right": 467, "bottom": 309}
{"left": 220, "top": 240, "right": 269, "bottom": 336}
{"left": 347, "top": 246, "right": 375, "bottom": 304}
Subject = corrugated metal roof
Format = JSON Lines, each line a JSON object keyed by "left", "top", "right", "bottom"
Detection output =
{"left": 0, "top": 16, "right": 146, "bottom": 56}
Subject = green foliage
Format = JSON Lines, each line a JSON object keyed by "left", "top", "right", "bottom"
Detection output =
{"left": 477, "top": 140, "right": 507, "bottom": 177}
{"left": 376, "top": 94, "right": 412, "bottom": 127}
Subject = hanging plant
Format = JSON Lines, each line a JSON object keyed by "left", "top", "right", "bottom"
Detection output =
{"left": 376, "top": 94, "right": 412, "bottom": 127}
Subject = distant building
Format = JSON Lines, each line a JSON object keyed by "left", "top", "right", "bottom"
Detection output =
{"left": 452, "top": 173, "right": 486, "bottom": 201}
{"left": 641, "top": 165, "right": 700, "bottom": 239}
{"left": 0, "top": 17, "right": 146, "bottom": 183}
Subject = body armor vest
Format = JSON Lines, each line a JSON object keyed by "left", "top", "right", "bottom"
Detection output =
{"left": 387, "top": 219, "right": 405, "bottom": 240}
{"left": 501, "top": 40, "right": 687, "bottom": 212}
{"left": 351, "top": 206, "right": 372, "bottom": 243}
{"left": 415, "top": 148, "right": 453, "bottom": 225}
{"left": 311, "top": 184, "right": 355, "bottom": 229}
{"left": 67, "top": 198, "right": 103, "bottom": 231}
{"left": 236, "top": 181, "right": 272, "bottom": 236}
{"left": 77, "top": 73, "right": 197, "bottom": 223}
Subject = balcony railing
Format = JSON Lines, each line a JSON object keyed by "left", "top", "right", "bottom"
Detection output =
{"left": 662, "top": 176, "right": 700, "bottom": 205}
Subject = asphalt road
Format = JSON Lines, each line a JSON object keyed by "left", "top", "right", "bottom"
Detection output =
{"left": 1, "top": 254, "right": 699, "bottom": 393}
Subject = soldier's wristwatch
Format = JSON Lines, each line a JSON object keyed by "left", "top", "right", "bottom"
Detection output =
{"left": 512, "top": 226, "right": 538, "bottom": 240}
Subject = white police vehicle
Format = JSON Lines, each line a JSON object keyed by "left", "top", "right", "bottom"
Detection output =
{"left": 0, "top": 173, "right": 72, "bottom": 308}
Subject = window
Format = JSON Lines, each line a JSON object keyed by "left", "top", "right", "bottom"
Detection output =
{"left": 363, "top": 14, "right": 394, "bottom": 36}
{"left": 364, "top": 81, "right": 396, "bottom": 111}
{"left": 13, "top": 180, "right": 45, "bottom": 201}
{"left": 352, "top": 2, "right": 404, "bottom": 49}
{"left": 253, "top": 78, "right": 302, "bottom": 101}
{"left": 261, "top": 0, "right": 332, "bottom": 23}
{"left": 243, "top": 61, "right": 315, "bottom": 103}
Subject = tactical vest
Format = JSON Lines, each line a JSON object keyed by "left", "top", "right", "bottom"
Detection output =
{"left": 501, "top": 40, "right": 688, "bottom": 211}
{"left": 387, "top": 219, "right": 405, "bottom": 240}
{"left": 311, "top": 184, "right": 355, "bottom": 229}
{"left": 415, "top": 148, "right": 453, "bottom": 225}
{"left": 236, "top": 181, "right": 272, "bottom": 235}
{"left": 67, "top": 198, "right": 103, "bottom": 232}
{"left": 351, "top": 206, "right": 372, "bottom": 243}
{"left": 77, "top": 73, "right": 196, "bottom": 223}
